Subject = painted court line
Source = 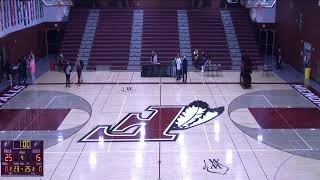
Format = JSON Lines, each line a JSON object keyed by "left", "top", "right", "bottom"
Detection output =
{"left": 195, "top": 95, "right": 213, "bottom": 151}
{"left": 15, "top": 95, "right": 56, "bottom": 140}
{"left": 263, "top": 95, "right": 314, "bottom": 150}
{"left": 44, "top": 148, "right": 318, "bottom": 154}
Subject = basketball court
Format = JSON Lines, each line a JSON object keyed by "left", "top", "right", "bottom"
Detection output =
{"left": 1, "top": 71, "right": 319, "bottom": 179}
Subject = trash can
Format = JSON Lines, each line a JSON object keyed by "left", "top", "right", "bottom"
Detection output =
{"left": 304, "top": 68, "right": 311, "bottom": 79}
{"left": 50, "top": 63, "right": 55, "bottom": 71}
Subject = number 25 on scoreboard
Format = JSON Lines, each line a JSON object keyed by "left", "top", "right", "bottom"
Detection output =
{"left": 4, "top": 154, "right": 12, "bottom": 162}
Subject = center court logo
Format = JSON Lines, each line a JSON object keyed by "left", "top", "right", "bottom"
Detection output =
{"left": 79, "top": 101, "right": 224, "bottom": 142}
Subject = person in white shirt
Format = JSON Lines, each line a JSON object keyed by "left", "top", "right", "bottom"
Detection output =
{"left": 151, "top": 50, "right": 158, "bottom": 64}
{"left": 175, "top": 55, "right": 182, "bottom": 80}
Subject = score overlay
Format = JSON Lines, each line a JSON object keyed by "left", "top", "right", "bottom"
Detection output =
{"left": 1, "top": 140, "right": 43, "bottom": 176}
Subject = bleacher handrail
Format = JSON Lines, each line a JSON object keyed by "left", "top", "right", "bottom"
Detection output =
{"left": 42, "top": 0, "right": 73, "bottom": 6}
{"left": 241, "top": 0, "right": 276, "bottom": 8}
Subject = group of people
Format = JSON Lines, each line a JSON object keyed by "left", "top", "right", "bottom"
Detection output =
{"left": 150, "top": 51, "right": 188, "bottom": 82}
{"left": 172, "top": 53, "right": 188, "bottom": 83}
{"left": 5, "top": 52, "right": 36, "bottom": 86}
{"left": 58, "top": 54, "right": 85, "bottom": 87}
{"left": 192, "top": 49, "right": 212, "bottom": 72}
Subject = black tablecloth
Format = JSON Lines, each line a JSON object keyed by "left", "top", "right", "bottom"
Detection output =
{"left": 141, "top": 63, "right": 172, "bottom": 77}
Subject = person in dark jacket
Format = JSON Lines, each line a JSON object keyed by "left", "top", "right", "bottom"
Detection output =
{"left": 200, "top": 51, "right": 207, "bottom": 72}
{"left": 5, "top": 62, "right": 13, "bottom": 86}
{"left": 182, "top": 56, "right": 188, "bottom": 83}
{"left": 276, "top": 48, "right": 282, "bottom": 70}
{"left": 22, "top": 56, "right": 28, "bottom": 84}
{"left": 5, "top": 62, "right": 12, "bottom": 80}
{"left": 240, "top": 54, "right": 252, "bottom": 88}
{"left": 76, "top": 61, "right": 81, "bottom": 85}
{"left": 80, "top": 60, "right": 84, "bottom": 83}
{"left": 58, "top": 54, "right": 65, "bottom": 72}
{"left": 64, "top": 61, "right": 72, "bottom": 87}
{"left": 17, "top": 58, "right": 24, "bottom": 84}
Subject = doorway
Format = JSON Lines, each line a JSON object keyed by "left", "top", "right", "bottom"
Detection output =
{"left": 46, "top": 30, "right": 63, "bottom": 55}
{"left": 259, "top": 29, "right": 275, "bottom": 56}
{"left": 0, "top": 47, "right": 6, "bottom": 76}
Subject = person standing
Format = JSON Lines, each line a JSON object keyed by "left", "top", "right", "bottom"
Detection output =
{"left": 240, "top": 54, "right": 252, "bottom": 88}
{"left": 170, "top": 58, "right": 176, "bottom": 77}
{"left": 182, "top": 56, "right": 188, "bottom": 83}
{"left": 76, "top": 62, "right": 81, "bottom": 85}
{"left": 223, "top": 0, "right": 229, "bottom": 9}
{"left": 17, "top": 58, "right": 24, "bottom": 84}
{"left": 22, "top": 56, "right": 28, "bottom": 84}
{"left": 200, "top": 51, "right": 207, "bottom": 72}
{"left": 151, "top": 50, "right": 158, "bottom": 64}
{"left": 5, "top": 62, "right": 12, "bottom": 86}
{"left": 58, "top": 53, "right": 65, "bottom": 72}
{"left": 175, "top": 55, "right": 182, "bottom": 80}
{"left": 65, "top": 61, "right": 72, "bottom": 87}
{"left": 80, "top": 60, "right": 84, "bottom": 83}
{"left": 193, "top": 49, "right": 199, "bottom": 67}
{"left": 29, "top": 54, "right": 36, "bottom": 86}
{"left": 276, "top": 48, "right": 282, "bottom": 70}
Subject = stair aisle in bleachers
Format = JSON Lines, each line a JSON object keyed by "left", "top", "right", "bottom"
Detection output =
{"left": 188, "top": 9, "right": 232, "bottom": 69}
{"left": 60, "top": 9, "right": 89, "bottom": 63}
{"left": 229, "top": 8, "right": 262, "bottom": 68}
{"left": 89, "top": 9, "right": 133, "bottom": 70}
{"left": 140, "top": 10, "right": 180, "bottom": 64}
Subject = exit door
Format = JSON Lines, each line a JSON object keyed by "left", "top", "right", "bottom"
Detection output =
{"left": 259, "top": 29, "right": 275, "bottom": 56}
{"left": 0, "top": 47, "right": 5, "bottom": 75}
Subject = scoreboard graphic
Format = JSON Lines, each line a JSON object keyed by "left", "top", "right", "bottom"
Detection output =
{"left": 1, "top": 140, "right": 43, "bottom": 176}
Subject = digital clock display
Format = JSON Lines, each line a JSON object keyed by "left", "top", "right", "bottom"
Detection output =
{"left": 1, "top": 140, "right": 43, "bottom": 176}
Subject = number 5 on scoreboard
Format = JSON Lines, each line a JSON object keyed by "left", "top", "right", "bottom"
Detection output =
{"left": 36, "top": 154, "right": 41, "bottom": 162}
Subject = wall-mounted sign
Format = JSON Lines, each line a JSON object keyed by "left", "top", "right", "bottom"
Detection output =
{"left": 303, "top": 42, "right": 312, "bottom": 68}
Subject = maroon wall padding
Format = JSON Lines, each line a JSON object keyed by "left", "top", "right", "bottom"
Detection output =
{"left": 276, "top": 0, "right": 320, "bottom": 82}
{"left": 0, "top": 109, "right": 71, "bottom": 131}
{"left": 249, "top": 108, "right": 320, "bottom": 129}
{"left": 0, "top": 22, "right": 62, "bottom": 64}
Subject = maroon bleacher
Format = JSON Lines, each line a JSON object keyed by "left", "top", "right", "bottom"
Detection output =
{"left": 89, "top": 9, "right": 133, "bottom": 70}
{"left": 60, "top": 9, "right": 89, "bottom": 63}
{"left": 188, "top": 9, "right": 232, "bottom": 69}
{"left": 229, "top": 8, "right": 262, "bottom": 67}
{"left": 140, "top": 10, "right": 180, "bottom": 64}
{"left": 137, "top": 0, "right": 187, "bottom": 9}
